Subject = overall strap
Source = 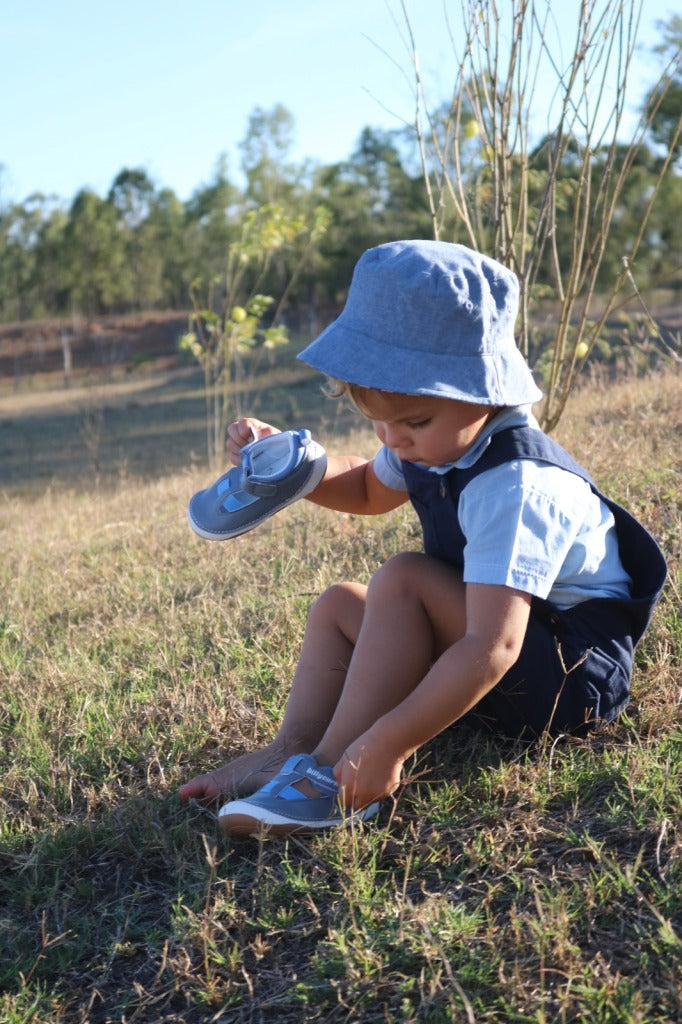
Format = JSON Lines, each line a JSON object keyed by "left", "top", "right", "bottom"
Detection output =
{"left": 453, "top": 426, "right": 596, "bottom": 488}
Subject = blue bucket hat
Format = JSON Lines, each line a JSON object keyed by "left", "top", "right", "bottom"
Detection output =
{"left": 298, "top": 239, "right": 542, "bottom": 406}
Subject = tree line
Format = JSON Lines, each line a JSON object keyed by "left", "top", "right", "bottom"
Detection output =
{"left": 1, "top": 17, "right": 680, "bottom": 328}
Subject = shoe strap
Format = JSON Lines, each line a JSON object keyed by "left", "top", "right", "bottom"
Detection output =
{"left": 300, "top": 760, "right": 338, "bottom": 796}
{"left": 243, "top": 478, "right": 278, "bottom": 497}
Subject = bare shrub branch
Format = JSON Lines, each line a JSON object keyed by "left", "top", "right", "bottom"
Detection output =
{"left": 403, "top": 0, "right": 681, "bottom": 428}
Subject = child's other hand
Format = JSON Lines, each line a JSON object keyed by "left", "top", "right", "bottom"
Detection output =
{"left": 226, "top": 417, "right": 280, "bottom": 465}
{"left": 334, "top": 734, "right": 404, "bottom": 810}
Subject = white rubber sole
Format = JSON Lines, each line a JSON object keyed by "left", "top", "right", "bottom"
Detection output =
{"left": 218, "top": 800, "right": 381, "bottom": 838}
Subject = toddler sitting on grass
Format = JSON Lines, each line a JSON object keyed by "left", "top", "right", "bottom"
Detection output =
{"left": 179, "top": 240, "right": 666, "bottom": 837}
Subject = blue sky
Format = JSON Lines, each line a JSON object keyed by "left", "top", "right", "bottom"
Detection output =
{"left": 1, "top": 0, "right": 675, "bottom": 205}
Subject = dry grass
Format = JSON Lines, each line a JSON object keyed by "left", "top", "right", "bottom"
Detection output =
{"left": 0, "top": 363, "right": 680, "bottom": 1023}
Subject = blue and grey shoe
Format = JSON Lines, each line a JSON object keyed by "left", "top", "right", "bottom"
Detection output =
{"left": 218, "top": 753, "right": 381, "bottom": 837}
{"left": 188, "top": 429, "right": 327, "bottom": 541}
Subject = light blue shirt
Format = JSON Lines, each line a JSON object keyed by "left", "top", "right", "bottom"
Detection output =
{"left": 373, "top": 406, "right": 632, "bottom": 608}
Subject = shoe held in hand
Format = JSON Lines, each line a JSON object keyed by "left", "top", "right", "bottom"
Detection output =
{"left": 188, "top": 429, "right": 327, "bottom": 541}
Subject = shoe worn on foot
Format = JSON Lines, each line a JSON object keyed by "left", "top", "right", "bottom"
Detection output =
{"left": 188, "top": 429, "right": 327, "bottom": 541}
{"left": 218, "top": 753, "right": 381, "bottom": 838}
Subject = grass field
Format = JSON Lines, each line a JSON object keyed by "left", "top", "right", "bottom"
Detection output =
{"left": 0, "top": 356, "right": 680, "bottom": 1023}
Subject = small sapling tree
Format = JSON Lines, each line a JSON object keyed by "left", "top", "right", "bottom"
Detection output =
{"left": 180, "top": 203, "right": 329, "bottom": 467}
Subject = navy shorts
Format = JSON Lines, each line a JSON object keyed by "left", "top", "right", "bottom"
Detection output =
{"left": 463, "top": 596, "right": 635, "bottom": 739}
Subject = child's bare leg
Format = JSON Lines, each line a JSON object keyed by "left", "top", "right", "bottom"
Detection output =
{"left": 313, "top": 553, "right": 467, "bottom": 766}
{"left": 179, "top": 582, "right": 367, "bottom": 804}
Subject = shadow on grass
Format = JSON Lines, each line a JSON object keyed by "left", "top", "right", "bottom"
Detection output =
{"left": 2, "top": 722, "right": 679, "bottom": 1023}
{"left": 0, "top": 790, "right": 277, "bottom": 1020}
{"left": 0, "top": 729, "right": 507, "bottom": 1018}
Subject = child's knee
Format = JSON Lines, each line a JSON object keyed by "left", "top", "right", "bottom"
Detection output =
{"left": 367, "top": 552, "right": 426, "bottom": 599}
{"left": 308, "top": 581, "right": 365, "bottom": 626}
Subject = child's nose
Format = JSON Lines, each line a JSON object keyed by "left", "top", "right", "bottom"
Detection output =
{"left": 382, "top": 424, "right": 405, "bottom": 449}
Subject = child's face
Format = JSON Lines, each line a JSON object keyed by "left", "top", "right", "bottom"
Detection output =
{"left": 356, "top": 390, "right": 495, "bottom": 466}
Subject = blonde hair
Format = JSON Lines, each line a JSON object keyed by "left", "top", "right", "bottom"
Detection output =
{"left": 325, "top": 379, "right": 396, "bottom": 417}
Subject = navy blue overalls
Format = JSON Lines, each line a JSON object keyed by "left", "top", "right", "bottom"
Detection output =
{"left": 402, "top": 426, "right": 667, "bottom": 737}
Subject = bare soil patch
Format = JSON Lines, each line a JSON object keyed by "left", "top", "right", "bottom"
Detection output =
{"left": 0, "top": 311, "right": 189, "bottom": 386}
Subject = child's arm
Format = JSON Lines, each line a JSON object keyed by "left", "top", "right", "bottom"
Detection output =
{"left": 306, "top": 455, "right": 407, "bottom": 515}
{"left": 227, "top": 417, "right": 407, "bottom": 516}
{"left": 337, "top": 583, "right": 532, "bottom": 808}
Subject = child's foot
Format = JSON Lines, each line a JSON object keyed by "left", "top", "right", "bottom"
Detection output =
{"left": 178, "top": 743, "right": 299, "bottom": 806}
{"left": 218, "top": 754, "right": 381, "bottom": 838}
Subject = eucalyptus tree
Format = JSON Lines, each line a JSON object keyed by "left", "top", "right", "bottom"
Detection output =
{"left": 149, "top": 187, "right": 192, "bottom": 309}
{"left": 645, "top": 15, "right": 682, "bottom": 168}
{"left": 0, "top": 197, "right": 37, "bottom": 321}
{"left": 640, "top": 16, "right": 682, "bottom": 291}
{"left": 0, "top": 192, "right": 65, "bottom": 321}
{"left": 63, "top": 189, "right": 128, "bottom": 318}
{"left": 313, "top": 126, "right": 432, "bottom": 303}
{"left": 32, "top": 202, "right": 69, "bottom": 317}
{"left": 107, "top": 168, "right": 163, "bottom": 309}
{"left": 236, "top": 104, "right": 329, "bottom": 309}
{"left": 239, "top": 103, "right": 299, "bottom": 208}
{"left": 184, "top": 155, "right": 240, "bottom": 284}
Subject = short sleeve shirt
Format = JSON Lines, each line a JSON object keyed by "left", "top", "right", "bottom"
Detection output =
{"left": 372, "top": 406, "right": 631, "bottom": 608}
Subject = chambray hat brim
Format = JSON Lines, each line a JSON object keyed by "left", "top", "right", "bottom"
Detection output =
{"left": 298, "top": 240, "right": 542, "bottom": 406}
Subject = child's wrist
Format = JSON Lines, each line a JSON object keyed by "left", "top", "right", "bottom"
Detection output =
{"left": 365, "top": 717, "right": 415, "bottom": 765}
